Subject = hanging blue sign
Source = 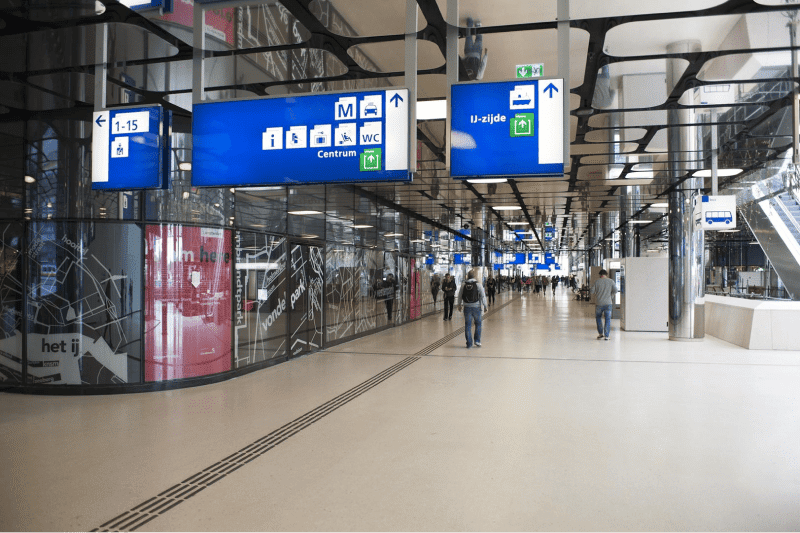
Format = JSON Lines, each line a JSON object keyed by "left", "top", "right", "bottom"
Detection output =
{"left": 192, "top": 89, "right": 410, "bottom": 187}
{"left": 450, "top": 79, "right": 564, "bottom": 178}
{"left": 92, "top": 105, "right": 168, "bottom": 190}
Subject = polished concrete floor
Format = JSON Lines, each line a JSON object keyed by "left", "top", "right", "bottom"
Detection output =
{"left": 2, "top": 288, "right": 800, "bottom": 531}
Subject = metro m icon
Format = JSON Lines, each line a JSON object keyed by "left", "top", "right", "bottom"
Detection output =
{"left": 335, "top": 97, "right": 357, "bottom": 120}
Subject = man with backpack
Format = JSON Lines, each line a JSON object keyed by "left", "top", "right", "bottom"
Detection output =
{"left": 457, "top": 269, "right": 488, "bottom": 348}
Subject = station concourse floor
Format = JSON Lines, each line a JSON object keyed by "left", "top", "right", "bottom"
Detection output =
{"left": 2, "top": 288, "right": 800, "bottom": 532}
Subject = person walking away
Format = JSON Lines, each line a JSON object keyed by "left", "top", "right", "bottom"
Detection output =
{"left": 384, "top": 273, "right": 398, "bottom": 322}
{"left": 486, "top": 275, "right": 496, "bottom": 306}
{"left": 431, "top": 275, "right": 440, "bottom": 304}
{"left": 551, "top": 275, "right": 558, "bottom": 295}
{"left": 457, "top": 269, "right": 488, "bottom": 348}
{"left": 442, "top": 273, "right": 457, "bottom": 320}
{"left": 591, "top": 269, "right": 618, "bottom": 340}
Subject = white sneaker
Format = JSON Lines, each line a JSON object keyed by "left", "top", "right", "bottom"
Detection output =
{"left": 475, "top": 342, "right": 481, "bottom": 347}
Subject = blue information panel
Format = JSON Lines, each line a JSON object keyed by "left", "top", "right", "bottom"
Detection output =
{"left": 92, "top": 105, "right": 167, "bottom": 190}
{"left": 450, "top": 79, "right": 564, "bottom": 178}
{"left": 192, "top": 89, "right": 409, "bottom": 187}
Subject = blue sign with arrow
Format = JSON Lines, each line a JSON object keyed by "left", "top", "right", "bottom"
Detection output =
{"left": 92, "top": 105, "right": 168, "bottom": 190}
{"left": 192, "top": 88, "right": 409, "bottom": 187}
{"left": 450, "top": 78, "right": 564, "bottom": 178}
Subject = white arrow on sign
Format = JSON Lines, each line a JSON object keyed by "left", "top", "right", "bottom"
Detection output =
{"left": 92, "top": 111, "right": 110, "bottom": 183}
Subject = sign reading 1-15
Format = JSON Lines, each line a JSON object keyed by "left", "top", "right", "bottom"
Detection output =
{"left": 92, "top": 105, "right": 169, "bottom": 190}
{"left": 112, "top": 111, "right": 150, "bottom": 134}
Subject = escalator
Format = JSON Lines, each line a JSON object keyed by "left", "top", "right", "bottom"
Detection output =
{"left": 737, "top": 171, "right": 800, "bottom": 299}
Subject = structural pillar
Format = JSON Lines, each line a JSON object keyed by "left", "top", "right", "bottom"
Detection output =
{"left": 667, "top": 41, "right": 704, "bottom": 340}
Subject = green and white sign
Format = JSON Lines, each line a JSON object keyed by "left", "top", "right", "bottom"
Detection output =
{"left": 510, "top": 113, "right": 535, "bottom": 137}
{"left": 360, "top": 148, "right": 382, "bottom": 171}
{"left": 516, "top": 63, "right": 544, "bottom": 79}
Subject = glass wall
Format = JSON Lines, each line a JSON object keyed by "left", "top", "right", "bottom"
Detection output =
{"left": 26, "top": 222, "right": 143, "bottom": 385}
{"left": 144, "top": 225, "right": 232, "bottom": 382}
{"left": 234, "top": 232, "right": 288, "bottom": 368}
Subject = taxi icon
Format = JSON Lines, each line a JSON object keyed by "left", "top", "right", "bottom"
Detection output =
{"left": 364, "top": 103, "right": 378, "bottom": 116}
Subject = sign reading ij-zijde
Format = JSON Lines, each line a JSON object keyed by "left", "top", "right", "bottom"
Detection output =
{"left": 450, "top": 79, "right": 564, "bottom": 178}
{"left": 92, "top": 105, "right": 167, "bottom": 190}
{"left": 191, "top": 89, "right": 410, "bottom": 187}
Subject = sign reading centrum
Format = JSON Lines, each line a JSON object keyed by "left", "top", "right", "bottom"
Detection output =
{"left": 450, "top": 78, "right": 564, "bottom": 178}
{"left": 192, "top": 89, "right": 410, "bottom": 187}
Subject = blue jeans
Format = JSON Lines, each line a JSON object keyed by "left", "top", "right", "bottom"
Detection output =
{"left": 595, "top": 304, "right": 612, "bottom": 337}
{"left": 464, "top": 306, "right": 482, "bottom": 347}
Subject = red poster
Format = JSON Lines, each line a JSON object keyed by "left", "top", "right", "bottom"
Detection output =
{"left": 160, "top": 0, "right": 235, "bottom": 46}
{"left": 145, "top": 225, "right": 232, "bottom": 381}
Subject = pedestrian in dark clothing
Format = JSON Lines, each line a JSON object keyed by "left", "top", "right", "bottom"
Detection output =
{"left": 551, "top": 276, "right": 558, "bottom": 295}
{"left": 384, "top": 273, "right": 398, "bottom": 321}
{"left": 486, "top": 276, "right": 496, "bottom": 305}
{"left": 442, "top": 273, "right": 457, "bottom": 320}
{"left": 431, "top": 276, "right": 441, "bottom": 303}
{"left": 457, "top": 269, "right": 488, "bottom": 348}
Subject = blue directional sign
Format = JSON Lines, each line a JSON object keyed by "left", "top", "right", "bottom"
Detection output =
{"left": 192, "top": 89, "right": 409, "bottom": 187}
{"left": 92, "top": 105, "right": 167, "bottom": 190}
{"left": 450, "top": 79, "right": 564, "bottom": 178}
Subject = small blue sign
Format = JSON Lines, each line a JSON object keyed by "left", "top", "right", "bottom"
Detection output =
{"left": 450, "top": 79, "right": 564, "bottom": 178}
{"left": 92, "top": 105, "right": 167, "bottom": 190}
{"left": 192, "top": 89, "right": 409, "bottom": 187}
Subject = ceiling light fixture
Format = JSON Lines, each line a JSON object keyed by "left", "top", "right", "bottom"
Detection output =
{"left": 288, "top": 210, "right": 322, "bottom": 215}
{"left": 506, "top": 222, "right": 529, "bottom": 226}
{"left": 692, "top": 168, "right": 743, "bottom": 178}
{"left": 385, "top": 233, "right": 404, "bottom": 237}
{"left": 352, "top": 224, "right": 373, "bottom": 229}
{"left": 627, "top": 220, "right": 651, "bottom": 224}
{"left": 467, "top": 178, "right": 507, "bottom": 183}
{"left": 24, "top": 175, "right": 35, "bottom": 183}
{"left": 492, "top": 205, "right": 522, "bottom": 211}
{"left": 178, "top": 162, "right": 192, "bottom": 171}
{"left": 650, "top": 203, "right": 668, "bottom": 208}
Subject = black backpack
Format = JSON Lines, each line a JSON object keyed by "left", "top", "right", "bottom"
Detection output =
{"left": 462, "top": 281, "right": 479, "bottom": 303}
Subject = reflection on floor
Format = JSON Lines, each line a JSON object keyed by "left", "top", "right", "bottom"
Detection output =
{"left": 1, "top": 288, "right": 799, "bottom": 531}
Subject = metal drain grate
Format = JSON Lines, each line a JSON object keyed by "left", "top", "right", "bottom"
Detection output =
{"left": 93, "top": 356, "right": 420, "bottom": 532}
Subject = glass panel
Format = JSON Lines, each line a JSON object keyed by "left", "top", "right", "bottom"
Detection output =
{"left": 698, "top": 52, "right": 791, "bottom": 82}
{"left": 310, "top": 0, "right": 427, "bottom": 38}
{"left": 678, "top": 81, "right": 796, "bottom": 106}
{"left": 3, "top": 0, "right": 105, "bottom": 22}
{"left": 0, "top": 122, "right": 25, "bottom": 219}
{"left": 325, "top": 244, "right": 379, "bottom": 342}
{"left": 144, "top": 225, "right": 232, "bottom": 382}
{"left": 606, "top": 12, "right": 791, "bottom": 57}
{"left": 0, "top": 223, "right": 23, "bottom": 383}
{"left": 234, "top": 232, "right": 287, "bottom": 367}
{"left": 204, "top": 49, "right": 347, "bottom": 90}
{"left": 0, "top": 24, "right": 179, "bottom": 74}
{"left": 288, "top": 186, "right": 325, "bottom": 239}
{"left": 349, "top": 40, "right": 444, "bottom": 74}
{"left": 287, "top": 243, "right": 323, "bottom": 357}
{"left": 26, "top": 221, "right": 143, "bottom": 385}
{"left": 235, "top": 187, "right": 287, "bottom": 234}
{"left": 438, "top": 0, "right": 727, "bottom": 26}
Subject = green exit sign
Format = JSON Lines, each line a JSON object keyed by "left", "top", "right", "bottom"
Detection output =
{"left": 516, "top": 63, "right": 544, "bottom": 79}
